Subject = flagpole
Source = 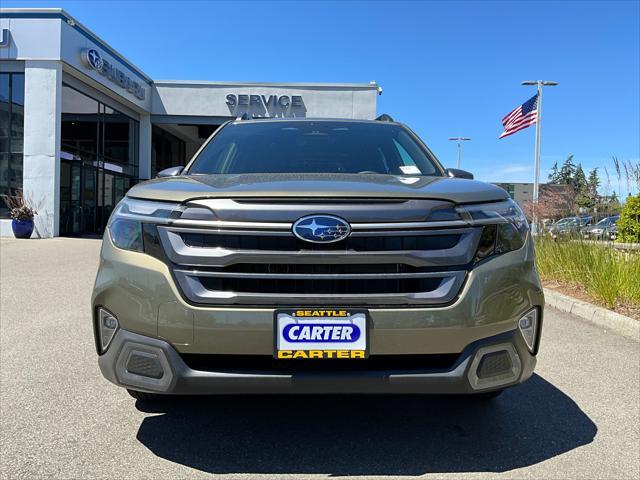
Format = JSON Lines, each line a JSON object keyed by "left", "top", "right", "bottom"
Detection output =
{"left": 521, "top": 80, "right": 558, "bottom": 235}
{"left": 533, "top": 81, "right": 542, "bottom": 235}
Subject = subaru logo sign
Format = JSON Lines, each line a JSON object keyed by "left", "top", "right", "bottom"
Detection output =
{"left": 293, "top": 215, "right": 351, "bottom": 244}
{"left": 80, "top": 48, "right": 146, "bottom": 100}
{"left": 85, "top": 48, "right": 103, "bottom": 70}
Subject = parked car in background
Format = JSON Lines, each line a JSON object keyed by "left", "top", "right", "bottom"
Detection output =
{"left": 582, "top": 215, "right": 619, "bottom": 240}
{"left": 608, "top": 223, "right": 618, "bottom": 241}
{"left": 548, "top": 216, "right": 592, "bottom": 239}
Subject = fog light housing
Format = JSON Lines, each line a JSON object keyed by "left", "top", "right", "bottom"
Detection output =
{"left": 126, "top": 352, "right": 164, "bottom": 379}
{"left": 98, "top": 308, "right": 118, "bottom": 352}
{"left": 518, "top": 308, "right": 539, "bottom": 353}
{"left": 468, "top": 343, "right": 522, "bottom": 390}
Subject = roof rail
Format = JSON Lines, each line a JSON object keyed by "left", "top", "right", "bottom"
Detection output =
{"left": 375, "top": 113, "right": 394, "bottom": 122}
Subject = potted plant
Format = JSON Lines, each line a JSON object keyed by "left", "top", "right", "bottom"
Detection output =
{"left": 1, "top": 190, "right": 37, "bottom": 239}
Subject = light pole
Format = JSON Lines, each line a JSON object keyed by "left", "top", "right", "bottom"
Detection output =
{"left": 521, "top": 80, "right": 558, "bottom": 234}
{"left": 448, "top": 137, "right": 472, "bottom": 169}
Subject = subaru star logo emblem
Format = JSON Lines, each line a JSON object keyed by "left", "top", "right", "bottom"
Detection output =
{"left": 84, "top": 48, "right": 103, "bottom": 70}
{"left": 293, "top": 215, "right": 351, "bottom": 244}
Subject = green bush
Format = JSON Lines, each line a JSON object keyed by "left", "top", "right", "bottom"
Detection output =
{"left": 535, "top": 237, "right": 640, "bottom": 309}
{"left": 617, "top": 194, "right": 640, "bottom": 243}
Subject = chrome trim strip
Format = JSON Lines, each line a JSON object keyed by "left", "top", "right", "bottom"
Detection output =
{"left": 351, "top": 220, "right": 470, "bottom": 230}
{"left": 169, "top": 218, "right": 501, "bottom": 230}
{"left": 169, "top": 218, "right": 473, "bottom": 230}
{"left": 174, "top": 269, "right": 462, "bottom": 281}
{"left": 166, "top": 225, "right": 474, "bottom": 237}
{"left": 157, "top": 227, "right": 482, "bottom": 268}
{"left": 162, "top": 226, "right": 293, "bottom": 237}
{"left": 171, "top": 219, "right": 291, "bottom": 230}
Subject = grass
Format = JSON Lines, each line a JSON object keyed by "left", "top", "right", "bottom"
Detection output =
{"left": 534, "top": 237, "right": 640, "bottom": 310}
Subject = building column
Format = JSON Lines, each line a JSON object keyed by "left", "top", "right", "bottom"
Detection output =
{"left": 23, "top": 60, "right": 62, "bottom": 238}
{"left": 138, "top": 113, "right": 152, "bottom": 180}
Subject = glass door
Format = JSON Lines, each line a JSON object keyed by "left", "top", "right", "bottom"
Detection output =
{"left": 59, "top": 160, "right": 83, "bottom": 236}
{"left": 82, "top": 164, "right": 98, "bottom": 235}
{"left": 60, "top": 84, "right": 139, "bottom": 236}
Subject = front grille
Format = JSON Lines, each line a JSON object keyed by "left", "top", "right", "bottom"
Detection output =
{"left": 153, "top": 198, "right": 482, "bottom": 306}
{"left": 181, "top": 232, "right": 461, "bottom": 251}
{"left": 215, "top": 263, "right": 431, "bottom": 274}
{"left": 181, "top": 353, "right": 461, "bottom": 373}
{"left": 199, "top": 276, "right": 443, "bottom": 295}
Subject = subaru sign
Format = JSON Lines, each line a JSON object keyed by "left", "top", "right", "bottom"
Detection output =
{"left": 81, "top": 48, "right": 146, "bottom": 100}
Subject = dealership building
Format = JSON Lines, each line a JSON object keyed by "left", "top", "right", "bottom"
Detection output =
{"left": 0, "top": 8, "right": 381, "bottom": 237}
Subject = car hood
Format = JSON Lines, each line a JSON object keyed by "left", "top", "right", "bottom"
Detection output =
{"left": 126, "top": 173, "right": 509, "bottom": 204}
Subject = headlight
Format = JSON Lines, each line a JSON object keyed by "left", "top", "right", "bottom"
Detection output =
{"left": 107, "top": 198, "right": 180, "bottom": 252}
{"left": 457, "top": 199, "right": 529, "bottom": 262}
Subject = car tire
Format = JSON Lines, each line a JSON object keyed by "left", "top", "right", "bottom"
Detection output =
{"left": 126, "top": 389, "right": 165, "bottom": 402}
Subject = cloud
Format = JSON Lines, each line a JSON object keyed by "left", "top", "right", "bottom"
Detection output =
{"left": 473, "top": 163, "right": 534, "bottom": 183}
{"left": 501, "top": 165, "right": 532, "bottom": 174}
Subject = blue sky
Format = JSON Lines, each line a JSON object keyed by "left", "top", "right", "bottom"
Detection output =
{"left": 4, "top": 0, "right": 639, "bottom": 195}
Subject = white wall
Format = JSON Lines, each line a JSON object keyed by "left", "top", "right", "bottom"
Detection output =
{"left": 22, "top": 60, "right": 62, "bottom": 238}
{"left": 138, "top": 114, "right": 152, "bottom": 180}
{"left": 59, "top": 19, "right": 151, "bottom": 112}
{"left": 0, "top": 16, "right": 61, "bottom": 61}
{"left": 152, "top": 83, "right": 379, "bottom": 120}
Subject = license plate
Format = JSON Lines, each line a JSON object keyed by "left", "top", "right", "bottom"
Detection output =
{"left": 274, "top": 309, "right": 368, "bottom": 359}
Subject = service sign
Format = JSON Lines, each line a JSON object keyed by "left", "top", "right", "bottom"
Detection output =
{"left": 275, "top": 309, "right": 368, "bottom": 359}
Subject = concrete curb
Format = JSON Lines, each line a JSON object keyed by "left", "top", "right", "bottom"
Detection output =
{"left": 544, "top": 288, "right": 639, "bottom": 342}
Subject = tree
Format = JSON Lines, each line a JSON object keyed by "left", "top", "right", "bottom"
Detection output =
{"left": 600, "top": 191, "right": 623, "bottom": 214}
{"left": 557, "top": 155, "right": 576, "bottom": 186}
{"left": 522, "top": 185, "right": 575, "bottom": 220}
{"left": 574, "top": 164, "right": 587, "bottom": 193}
{"left": 587, "top": 168, "right": 600, "bottom": 198}
{"left": 617, "top": 194, "right": 640, "bottom": 243}
{"left": 548, "top": 162, "right": 560, "bottom": 184}
{"left": 574, "top": 163, "right": 591, "bottom": 208}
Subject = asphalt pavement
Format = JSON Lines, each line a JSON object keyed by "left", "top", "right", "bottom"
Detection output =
{"left": 1, "top": 238, "right": 639, "bottom": 479}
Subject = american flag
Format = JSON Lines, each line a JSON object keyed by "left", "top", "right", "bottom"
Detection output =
{"left": 499, "top": 94, "right": 538, "bottom": 139}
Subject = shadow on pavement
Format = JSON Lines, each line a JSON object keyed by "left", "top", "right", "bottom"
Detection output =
{"left": 135, "top": 374, "right": 596, "bottom": 476}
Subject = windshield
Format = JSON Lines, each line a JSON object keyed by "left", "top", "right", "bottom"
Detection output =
{"left": 188, "top": 121, "right": 441, "bottom": 176}
{"left": 595, "top": 218, "right": 610, "bottom": 226}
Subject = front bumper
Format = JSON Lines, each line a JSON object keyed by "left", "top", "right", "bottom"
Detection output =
{"left": 98, "top": 328, "right": 537, "bottom": 395}
{"left": 92, "top": 232, "right": 544, "bottom": 357}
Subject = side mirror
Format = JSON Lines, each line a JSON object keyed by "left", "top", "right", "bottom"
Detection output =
{"left": 157, "top": 166, "right": 184, "bottom": 178}
{"left": 445, "top": 168, "right": 474, "bottom": 180}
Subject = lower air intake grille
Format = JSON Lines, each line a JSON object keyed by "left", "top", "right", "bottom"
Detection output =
{"left": 476, "top": 350, "right": 513, "bottom": 379}
{"left": 126, "top": 352, "right": 164, "bottom": 379}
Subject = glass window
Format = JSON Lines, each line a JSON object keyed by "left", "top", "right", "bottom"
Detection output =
{"left": 151, "top": 125, "right": 186, "bottom": 176}
{"left": 0, "top": 73, "right": 25, "bottom": 218}
{"left": 59, "top": 84, "right": 139, "bottom": 234}
{"left": 61, "top": 85, "right": 99, "bottom": 161}
{"left": 188, "top": 121, "right": 441, "bottom": 176}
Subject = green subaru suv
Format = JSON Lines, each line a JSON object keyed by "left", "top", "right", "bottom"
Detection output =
{"left": 92, "top": 117, "right": 543, "bottom": 401}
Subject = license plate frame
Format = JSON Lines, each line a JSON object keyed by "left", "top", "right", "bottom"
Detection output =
{"left": 274, "top": 308, "right": 369, "bottom": 360}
